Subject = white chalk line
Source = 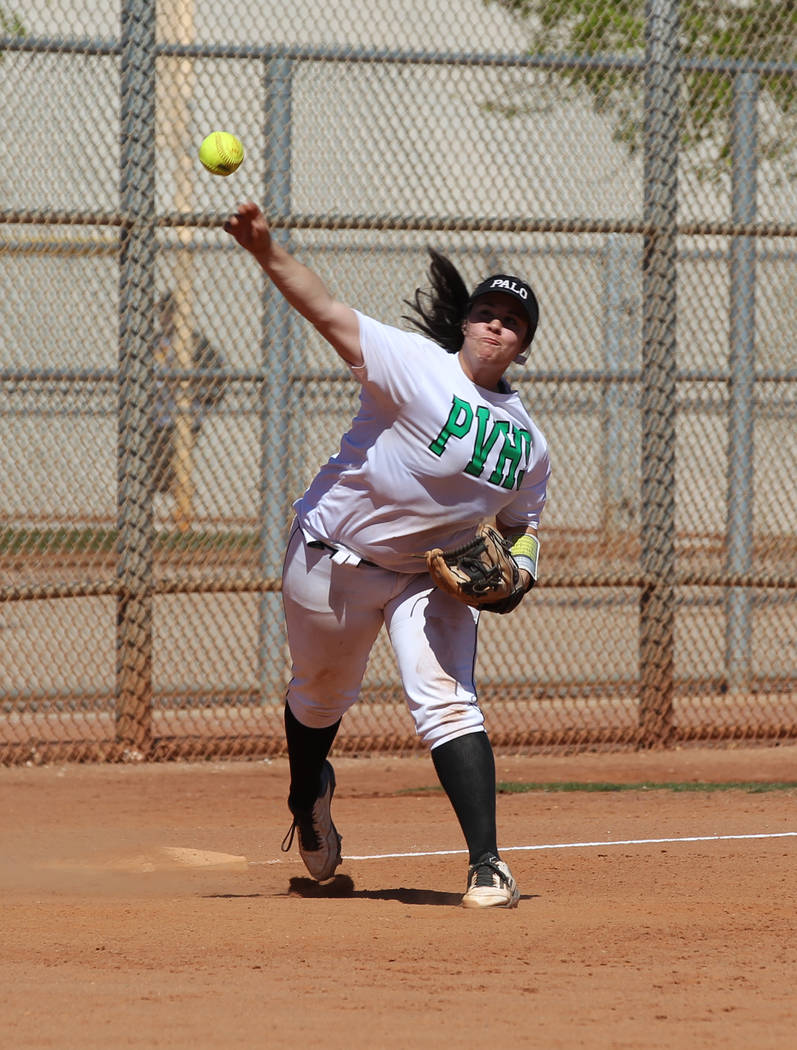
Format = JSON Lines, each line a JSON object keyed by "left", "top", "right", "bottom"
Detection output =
{"left": 250, "top": 830, "right": 797, "bottom": 866}
{"left": 346, "top": 831, "right": 797, "bottom": 861}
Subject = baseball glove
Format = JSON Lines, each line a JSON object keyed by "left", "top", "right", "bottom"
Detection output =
{"left": 425, "top": 523, "right": 529, "bottom": 615}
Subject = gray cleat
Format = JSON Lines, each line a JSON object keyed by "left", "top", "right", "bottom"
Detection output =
{"left": 281, "top": 760, "right": 342, "bottom": 882}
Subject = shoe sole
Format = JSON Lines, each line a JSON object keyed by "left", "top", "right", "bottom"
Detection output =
{"left": 461, "top": 887, "right": 519, "bottom": 909}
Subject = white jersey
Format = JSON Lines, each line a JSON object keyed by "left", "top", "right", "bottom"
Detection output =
{"left": 294, "top": 311, "right": 550, "bottom": 573}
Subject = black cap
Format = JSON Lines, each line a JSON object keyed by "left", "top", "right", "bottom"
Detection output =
{"left": 467, "top": 274, "right": 539, "bottom": 348}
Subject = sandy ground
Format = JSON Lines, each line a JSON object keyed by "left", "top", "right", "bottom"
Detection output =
{"left": 1, "top": 744, "right": 796, "bottom": 1049}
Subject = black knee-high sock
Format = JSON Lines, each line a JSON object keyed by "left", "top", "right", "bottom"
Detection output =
{"left": 431, "top": 730, "right": 498, "bottom": 863}
{"left": 284, "top": 702, "right": 341, "bottom": 811}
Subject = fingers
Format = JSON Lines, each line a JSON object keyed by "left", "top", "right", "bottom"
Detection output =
{"left": 222, "top": 204, "right": 246, "bottom": 235}
{"left": 223, "top": 202, "right": 274, "bottom": 262}
{"left": 223, "top": 200, "right": 261, "bottom": 235}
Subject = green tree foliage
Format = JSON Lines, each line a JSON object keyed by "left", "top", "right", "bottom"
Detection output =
{"left": 0, "top": 8, "right": 24, "bottom": 37}
{"left": 487, "top": 0, "right": 797, "bottom": 178}
{"left": 1, "top": 7, "right": 25, "bottom": 67}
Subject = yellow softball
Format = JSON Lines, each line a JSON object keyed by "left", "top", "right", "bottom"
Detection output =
{"left": 198, "top": 131, "right": 245, "bottom": 176}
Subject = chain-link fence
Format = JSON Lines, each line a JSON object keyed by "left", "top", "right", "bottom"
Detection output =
{"left": 1, "top": 0, "right": 795, "bottom": 763}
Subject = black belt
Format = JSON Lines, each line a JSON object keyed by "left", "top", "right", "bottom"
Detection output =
{"left": 306, "top": 538, "right": 378, "bottom": 568}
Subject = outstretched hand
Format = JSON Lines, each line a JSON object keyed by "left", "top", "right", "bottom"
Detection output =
{"left": 223, "top": 201, "right": 272, "bottom": 257}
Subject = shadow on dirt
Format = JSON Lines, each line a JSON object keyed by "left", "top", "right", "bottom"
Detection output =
{"left": 285, "top": 874, "right": 538, "bottom": 906}
{"left": 203, "top": 876, "right": 538, "bottom": 905}
{"left": 287, "top": 874, "right": 460, "bottom": 905}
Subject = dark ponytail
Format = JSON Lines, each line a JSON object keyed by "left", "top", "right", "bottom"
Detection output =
{"left": 402, "top": 248, "right": 470, "bottom": 353}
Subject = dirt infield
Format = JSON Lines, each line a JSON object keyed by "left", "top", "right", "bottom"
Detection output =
{"left": 2, "top": 746, "right": 796, "bottom": 1050}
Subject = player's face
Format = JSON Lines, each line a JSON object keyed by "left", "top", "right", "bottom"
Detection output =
{"left": 460, "top": 293, "right": 529, "bottom": 386}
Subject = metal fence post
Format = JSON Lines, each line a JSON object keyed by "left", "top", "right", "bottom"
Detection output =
{"left": 602, "top": 234, "right": 637, "bottom": 536}
{"left": 258, "top": 55, "right": 294, "bottom": 703}
{"left": 165, "top": 0, "right": 199, "bottom": 534}
{"left": 726, "top": 70, "right": 758, "bottom": 692}
{"left": 116, "top": 0, "right": 157, "bottom": 752}
{"left": 638, "top": 0, "right": 679, "bottom": 746}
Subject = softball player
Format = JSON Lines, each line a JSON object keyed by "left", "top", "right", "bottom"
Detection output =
{"left": 225, "top": 202, "right": 550, "bottom": 908}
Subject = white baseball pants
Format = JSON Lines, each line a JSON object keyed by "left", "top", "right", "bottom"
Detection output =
{"left": 281, "top": 522, "right": 485, "bottom": 749}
